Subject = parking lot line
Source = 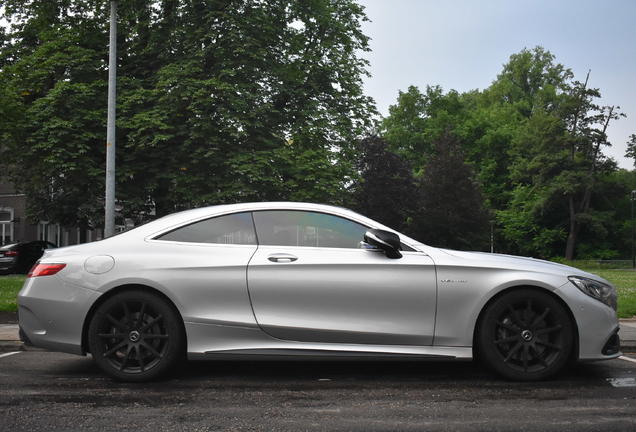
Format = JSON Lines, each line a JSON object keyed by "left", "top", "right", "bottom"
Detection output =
{"left": 619, "top": 355, "right": 636, "bottom": 364}
{"left": 0, "top": 351, "right": 20, "bottom": 359}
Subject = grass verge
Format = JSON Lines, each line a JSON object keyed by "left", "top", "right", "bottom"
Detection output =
{"left": 0, "top": 275, "right": 25, "bottom": 312}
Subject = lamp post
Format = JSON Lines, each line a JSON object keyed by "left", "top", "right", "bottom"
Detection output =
{"left": 632, "top": 190, "right": 636, "bottom": 269}
{"left": 104, "top": 0, "right": 118, "bottom": 237}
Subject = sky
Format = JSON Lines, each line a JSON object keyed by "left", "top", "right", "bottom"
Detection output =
{"left": 358, "top": 0, "right": 636, "bottom": 169}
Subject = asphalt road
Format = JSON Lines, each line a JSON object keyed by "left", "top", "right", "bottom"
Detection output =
{"left": 1, "top": 350, "right": 635, "bottom": 432}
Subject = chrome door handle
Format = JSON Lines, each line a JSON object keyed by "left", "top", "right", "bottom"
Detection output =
{"left": 267, "top": 253, "right": 298, "bottom": 263}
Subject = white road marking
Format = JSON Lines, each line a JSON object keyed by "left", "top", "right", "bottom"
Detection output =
{"left": 0, "top": 351, "right": 20, "bottom": 359}
{"left": 619, "top": 355, "right": 636, "bottom": 364}
{"left": 607, "top": 377, "right": 636, "bottom": 387}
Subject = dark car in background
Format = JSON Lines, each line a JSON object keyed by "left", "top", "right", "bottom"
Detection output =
{"left": 0, "top": 241, "right": 57, "bottom": 275}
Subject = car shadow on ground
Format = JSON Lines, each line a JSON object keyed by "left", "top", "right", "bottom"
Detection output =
{"left": 36, "top": 352, "right": 617, "bottom": 389}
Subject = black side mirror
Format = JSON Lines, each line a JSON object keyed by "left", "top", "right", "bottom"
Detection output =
{"left": 363, "top": 229, "right": 402, "bottom": 259}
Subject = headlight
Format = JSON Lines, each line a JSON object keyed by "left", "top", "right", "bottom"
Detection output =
{"left": 568, "top": 276, "right": 617, "bottom": 310}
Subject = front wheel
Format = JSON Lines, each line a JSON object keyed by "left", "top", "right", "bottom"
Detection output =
{"left": 477, "top": 289, "right": 575, "bottom": 381}
{"left": 88, "top": 290, "right": 184, "bottom": 382}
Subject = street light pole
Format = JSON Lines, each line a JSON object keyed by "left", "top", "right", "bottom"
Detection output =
{"left": 632, "top": 190, "right": 636, "bottom": 270}
{"left": 104, "top": 0, "right": 118, "bottom": 238}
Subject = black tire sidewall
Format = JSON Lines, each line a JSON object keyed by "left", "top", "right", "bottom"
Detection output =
{"left": 88, "top": 290, "right": 184, "bottom": 382}
{"left": 478, "top": 289, "right": 574, "bottom": 381}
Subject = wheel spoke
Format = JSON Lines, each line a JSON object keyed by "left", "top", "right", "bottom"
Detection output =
{"left": 531, "top": 307, "right": 550, "bottom": 327}
{"left": 136, "top": 345, "right": 145, "bottom": 372}
{"left": 507, "top": 305, "right": 525, "bottom": 327}
{"left": 535, "top": 339, "right": 561, "bottom": 350}
{"left": 503, "top": 341, "right": 523, "bottom": 362}
{"left": 102, "top": 340, "right": 126, "bottom": 357}
{"left": 119, "top": 345, "right": 133, "bottom": 371}
{"left": 139, "top": 314, "right": 163, "bottom": 332}
{"left": 106, "top": 314, "right": 125, "bottom": 330}
{"left": 522, "top": 344, "right": 529, "bottom": 372}
{"left": 123, "top": 302, "right": 131, "bottom": 327}
{"left": 140, "top": 341, "right": 162, "bottom": 359}
{"left": 142, "top": 334, "right": 168, "bottom": 340}
{"left": 530, "top": 345, "right": 548, "bottom": 368}
{"left": 494, "top": 335, "right": 519, "bottom": 345}
{"left": 536, "top": 325, "right": 562, "bottom": 335}
{"left": 136, "top": 302, "right": 147, "bottom": 328}
{"left": 98, "top": 333, "right": 126, "bottom": 340}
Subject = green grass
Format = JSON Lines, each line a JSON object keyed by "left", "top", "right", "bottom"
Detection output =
{"left": 0, "top": 264, "right": 634, "bottom": 317}
{"left": 0, "top": 275, "right": 25, "bottom": 312}
{"left": 581, "top": 268, "right": 636, "bottom": 319}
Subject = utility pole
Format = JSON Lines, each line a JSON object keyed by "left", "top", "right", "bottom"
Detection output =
{"left": 632, "top": 190, "right": 636, "bottom": 269}
{"left": 104, "top": 0, "right": 118, "bottom": 238}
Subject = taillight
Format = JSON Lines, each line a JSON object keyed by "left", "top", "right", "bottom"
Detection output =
{"left": 5, "top": 250, "right": 19, "bottom": 257}
{"left": 27, "top": 263, "right": 66, "bottom": 278}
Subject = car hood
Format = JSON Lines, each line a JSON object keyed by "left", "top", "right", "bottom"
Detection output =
{"left": 424, "top": 246, "right": 610, "bottom": 284}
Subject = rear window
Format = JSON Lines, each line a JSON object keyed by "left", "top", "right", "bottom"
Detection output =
{"left": 154, "top": 212, "right": 256, "bottom": 245}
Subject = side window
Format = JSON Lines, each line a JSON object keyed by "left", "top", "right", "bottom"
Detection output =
{"left": 155, "top": 212, "right": 256, "bottom": 245}
{"left": 252, "top": 211, "right": 368, "bottom": 249}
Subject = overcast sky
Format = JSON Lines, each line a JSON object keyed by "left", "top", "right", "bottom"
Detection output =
{"left": 358, "top": 0, "right": 636, "bottom": 169}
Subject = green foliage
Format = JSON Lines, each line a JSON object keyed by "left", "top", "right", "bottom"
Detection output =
{"left": 412, "top": 132, "right": 491, "bottom": 250}
{"left": 0, "top": 0, "right": 376, "bottom": 227}
{"left": 380, "top": 46, "right": 631, "bottom": 259}
{"left": 349, "top": 136, "right": 419, "bottom": 234}
{"left": 626, "top": 134, "right": 636, "bottom": 168}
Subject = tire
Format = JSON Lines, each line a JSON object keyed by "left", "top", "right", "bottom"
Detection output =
{"left": 88, "top": 290, "right": 184, "bottom": 382}
{"left": 477, "top": 288, "right": 574, "bottom": 381}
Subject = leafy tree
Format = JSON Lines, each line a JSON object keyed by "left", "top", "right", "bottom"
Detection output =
{"left": 626, "top": 134, "right": 636, "bottom": 168}
{"left": 350, "top": 136, "right": 418, "bottom": 234}
{"left": 412, "top": 131, "right": 491, "bottom": 250}
{"left": 381, "top": 85, "right": 465, "bottom": 171}
{"left": 0, "top": 0, "right": 376, "bottom": 228}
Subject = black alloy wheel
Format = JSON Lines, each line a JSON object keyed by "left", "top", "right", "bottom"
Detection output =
{"left": 88, "top": 290, "right": 184, "bottom": 382}
{"left": 478, "top": 289, "right": 574, "bottom": 381}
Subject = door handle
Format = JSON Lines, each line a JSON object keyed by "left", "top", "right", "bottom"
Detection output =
{"left": 267, "top": 253, "right": 298, "bottom": 263}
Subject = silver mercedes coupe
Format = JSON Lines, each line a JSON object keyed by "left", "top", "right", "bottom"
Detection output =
{"left": 17, "top": 202, "right": 620, "bottom": 381}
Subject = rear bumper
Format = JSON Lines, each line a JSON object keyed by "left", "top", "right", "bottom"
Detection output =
{"left": 17, "top": 275, "right": 100, "bottom": 355}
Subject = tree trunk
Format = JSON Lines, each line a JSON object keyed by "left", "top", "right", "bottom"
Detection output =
{"left": 565, "top": 196, "right": 577, "bottom": 260}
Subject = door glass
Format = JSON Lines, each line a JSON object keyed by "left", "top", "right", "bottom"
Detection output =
{"left": 253, "top": 211, "right": 368, "bottom": 249}
{"left": 155, "top": 212, "right": 256, "bottom": 245}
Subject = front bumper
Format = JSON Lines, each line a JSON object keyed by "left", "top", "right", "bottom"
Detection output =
{"left": 18, "top": 275, "right": 101, "bottom": 355}
{"left": 555, "top": 280, "right": 621, "bottom": 360}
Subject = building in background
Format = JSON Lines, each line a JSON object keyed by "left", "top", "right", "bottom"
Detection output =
{"left": 0, "top": 179, "right": 101, "bottom": 246}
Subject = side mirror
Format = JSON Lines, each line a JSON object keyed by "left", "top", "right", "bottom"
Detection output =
{"left": 363, "top": 229, "right": 402, "bottom": 259}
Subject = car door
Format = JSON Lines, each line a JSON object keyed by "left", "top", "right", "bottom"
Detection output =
{"left": 247, "top": 210, "right": 437, "bottom": 346}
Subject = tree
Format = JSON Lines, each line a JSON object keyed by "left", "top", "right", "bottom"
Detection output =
{"left": 412, "top": 131, "right": 491, "bottom": 250}
{"left": 0, "top": 0, "right": 376, "bottom": 228}
{"left": 380, "top": 85, "right": 464, "bottom": 171}
{"left": 495, "top": 50, "right": 623, "bottom": 259}
{"left": 626, "top": 134, "right": 636, "bottom": 167}
{"left": 350, "top": 136, "right": 418, "bottom": 234}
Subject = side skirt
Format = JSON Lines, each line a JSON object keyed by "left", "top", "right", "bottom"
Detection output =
{"left": 185, "top": 321, "right": 472, "bottom": 361}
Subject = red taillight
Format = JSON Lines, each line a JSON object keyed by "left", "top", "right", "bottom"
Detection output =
{"left": 27, "top": 263, "right": 66, "bottom": 278}
{"left": 4, "top": 250, "right": 19, "bottom": 257}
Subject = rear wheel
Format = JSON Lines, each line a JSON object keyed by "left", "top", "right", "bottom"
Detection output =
{"left": 477, "top": 289, "right": 574, "bottom": 381}
{"left": 88, "top": 290, "right": 184, "bottom": 382}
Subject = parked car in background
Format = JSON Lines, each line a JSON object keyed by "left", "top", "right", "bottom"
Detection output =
{"left": 0, "top": 241, "right": 57, "bottom": 274}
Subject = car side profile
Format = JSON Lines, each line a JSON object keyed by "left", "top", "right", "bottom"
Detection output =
{"left": 17, "top": 202, "right": 620, "bottom": 382}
